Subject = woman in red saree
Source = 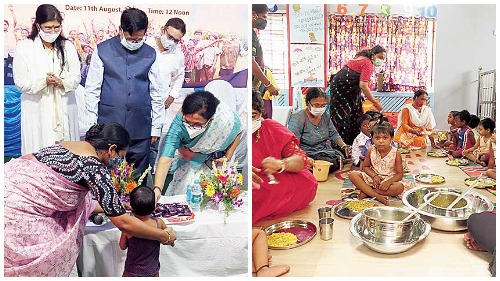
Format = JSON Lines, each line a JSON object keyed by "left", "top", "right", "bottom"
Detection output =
{"left": 252, "top": 89, "right": 317, "bottom": 224}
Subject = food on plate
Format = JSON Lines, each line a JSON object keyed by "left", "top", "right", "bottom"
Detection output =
{"left": 430, "top": 175, "right": 445, "bottom": 183}
{"left": 446, "top": 158, "right": 468, "bottom": 166}
{"left": 346, "top": 200, "right": 375, "bottom": 212}
{"left": 465, "top": 177, "right": 496, "bottom": 188}
{"left": 427, "top": 151, "right": 447, "bottom": 157}
{"left": 267, "top": 232, "right": 298, "bottom": 247}
{"left": 398, "top": 148, "right": 410, "bottom": 154}
{"left": 417, "top": 174, "right": 445, "bottom": 184}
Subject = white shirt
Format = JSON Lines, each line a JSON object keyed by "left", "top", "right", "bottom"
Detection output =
{"left": 84, "top": 46, "right": 164, "bottom": 137}
{"left": 352, "top": 132, "right": 372, "bottom": 165}
{"left": 145, "top": 37, "right": 185, "bottom": 100}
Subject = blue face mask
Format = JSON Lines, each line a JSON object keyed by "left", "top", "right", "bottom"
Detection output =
{"left": 108, "top": 155, "right": 125, "bottom": 170}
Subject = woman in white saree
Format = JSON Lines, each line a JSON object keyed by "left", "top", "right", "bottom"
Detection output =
{"left": 394, "top": 89, "right": 436, "bottom": 148}
{"left": 13, "top": 4, "right": 81, "bottom": 155}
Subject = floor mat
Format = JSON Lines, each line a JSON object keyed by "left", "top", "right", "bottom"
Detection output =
{"left": 459, "top": 165, "right": 488, "bottom": 177}
{"left": 340, "top": 173, "right": 416, "bottom": 201}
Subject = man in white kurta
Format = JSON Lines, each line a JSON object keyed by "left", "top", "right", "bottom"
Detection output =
{"left": 145, "top": 18, "right": 187, "bottom": 173}
{"left": 13, "top": 36, "right": 81, "bottom": 154}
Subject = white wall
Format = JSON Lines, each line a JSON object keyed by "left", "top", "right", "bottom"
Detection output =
{"left": 434, "top": 4, "right": 496, "bottom": 129}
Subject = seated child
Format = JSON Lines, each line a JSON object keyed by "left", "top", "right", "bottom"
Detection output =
{"left": 436, "top": 110, "right": 459, "bottom": 149}
{"left": 359, "top": 115, "right": 397, "bottom": 169}
{"left": 450, "top": 110, "right": 476, "bottom": 158}
{"left": 252, "top": 229, "right": 290, "bottom": 277}
{"left": 463, "top": 118, "right": 495, "bottom": 166}
{"left": 119, "top": 186, "right": 174, "bottom": 277}
{"left": 469, "top": 114, "right": 481, "bottom": 140}
{"left": 487, "top": 128, "right": 496, "bottom": 179}
{"left": 348, "top": 122, "right": 413, "bottom": 205}
{"left": 351, "top": 114, "right": 376, "bottom": 167}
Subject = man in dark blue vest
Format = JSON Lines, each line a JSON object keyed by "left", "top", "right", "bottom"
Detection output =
{"left": 85, "top": 7, "right": 163, "bottom": 176}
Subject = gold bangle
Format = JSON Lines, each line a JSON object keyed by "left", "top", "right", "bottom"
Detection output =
{"left": 278, "top": 159, "right": 288, "bottom": 173}
{"left": 154, "top": 186, "right": 162, "bottom": 193}
{"left": 165, "top": 230, "right": 171, "bottom": 244}
{"left": 264, "top": 82, "right": 271, "bottom": 88}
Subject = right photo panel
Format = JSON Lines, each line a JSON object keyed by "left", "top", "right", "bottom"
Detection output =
{"left": 251, "top": 3, "right": 496, "bottom": 277}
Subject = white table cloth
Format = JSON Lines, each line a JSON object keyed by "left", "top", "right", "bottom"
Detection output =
{"left": 76, "top": 194, "right": 249, "bottom": 277}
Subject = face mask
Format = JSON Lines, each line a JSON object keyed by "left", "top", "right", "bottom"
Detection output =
{"left": 39, "top": 30, "right": 61, "bottom": 43}
{"left": 184, "top": 122, "right": 207, "bottom": 138}
{"left": 108, "top": 155, "right": 125, "bottom": 170}
{"left": 309, "top": 106, "right": 326, "bottom": 117}
{"left": 160, "top": 35, "right": 177, "bottom": 52}
{"left": 120, "top": 37, "right": 144, "bottom": 51}
{"left": 373, "top": 58, "right": 384, "bottom": 67}
{"left": 252, "top": 117, "right": 262, "bottom": 133}
{"left": 255, "top": 18, "right": 267, "bottom": 30}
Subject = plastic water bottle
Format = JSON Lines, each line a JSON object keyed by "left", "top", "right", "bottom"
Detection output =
{"left": 191, "top": 180, "right": 202, "bottom": 212}
{"left": 186, "top": 184, "right": 192, "bottom": 205}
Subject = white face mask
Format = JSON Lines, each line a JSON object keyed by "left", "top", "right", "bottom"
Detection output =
{"left": 309, "top": 106, "right": 326, "bottom": 117}
{"left": 373, "top": 58, "right": 384, "bottom": 67}
{"left": 39, "top": 30, "right": 61, "bottom": 43}
{"left": 160, "top": 35, "right": 177, "bottom": 52}
{"left": 120, "top": 37, "right": 144, "bottom": 51}
{"left": 184, "top": 122, "right": 207, "bottom": 138}
{"left": 252, "top": 117, "right": 262, "bottom": 134}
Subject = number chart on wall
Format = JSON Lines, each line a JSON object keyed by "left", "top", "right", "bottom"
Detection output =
{"left": 330, "top": 4, "right": 438, "bottom": 18}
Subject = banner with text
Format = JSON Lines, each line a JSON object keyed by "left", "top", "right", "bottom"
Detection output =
{"left": 4, "top": 4, "right": 248, "bottom": 87}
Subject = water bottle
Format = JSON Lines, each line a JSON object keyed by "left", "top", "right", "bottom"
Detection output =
{"left": 191, "top": 179, "right": 202, "bottom": 212}
{"left": 186, "top": 184, "right": 192, "bottom": 205}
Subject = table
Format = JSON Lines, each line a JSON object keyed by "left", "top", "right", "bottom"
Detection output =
{"left": 76, "top": 194, "right": 249, "bottom": 277}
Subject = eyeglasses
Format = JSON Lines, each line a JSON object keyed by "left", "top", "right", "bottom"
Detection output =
{"left": 183, "top": 115, "right": 212, "bottom": 129}
{"left": 120, "top": 30, "right": 144, "bottom": 44}
{"left": 163, "top": 30, "right": 181, "bottom": 44}
{"left": 125, "top": 36, "right": 144, "bottom": 44}
{"left": 40, "top": 24, "right": 61, "bottom": 33}
{"left": 309, "top": 103, "right": 327, "bottom": 108}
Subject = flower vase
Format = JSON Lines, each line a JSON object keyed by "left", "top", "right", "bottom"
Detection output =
{"left": 218, "top": 202, "right": 226, "bottom": 213}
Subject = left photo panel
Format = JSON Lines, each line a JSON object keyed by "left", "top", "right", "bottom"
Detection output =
{"left": 3, "top": 3, "right": 249, "bottom": 277}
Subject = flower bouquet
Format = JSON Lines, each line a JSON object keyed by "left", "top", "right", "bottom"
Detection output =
{"left": 199, "top": 160, "right": 244, "bottom": 223}
{"left": 110, "top": 161, "right": 151, "bottom": 205}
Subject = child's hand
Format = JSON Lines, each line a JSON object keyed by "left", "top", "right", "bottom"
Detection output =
{"left": 379, "top": 180, "right": 391, "bottom": 191}
{"left": 372, "top": 174, "right": 382, "bottom": 188}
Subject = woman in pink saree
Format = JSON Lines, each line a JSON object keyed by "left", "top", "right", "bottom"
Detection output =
{"left": 4, "top": 123, "right": 176, "bottom": 277}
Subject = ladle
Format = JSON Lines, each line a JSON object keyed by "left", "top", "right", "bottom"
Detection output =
{"left": 402, "top": 192, "right": 440, "bottom": 221}
{"left": 445, "top": 178, "right": 481, "bottom": 210}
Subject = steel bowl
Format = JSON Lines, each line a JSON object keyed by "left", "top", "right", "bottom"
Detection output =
{"left": 349, "top": 212, "right": 431, "bottom": 254}
{"left": 402, "top": 186, "right": 494, "bottom": 231}
{"left": 423, "top": 191, "right": 472, "bottom": 217}
{"left": 362, "top": 206, "right": 420, "bottom": 243}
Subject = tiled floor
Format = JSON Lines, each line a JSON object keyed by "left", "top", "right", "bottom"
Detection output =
{"left": 253, "top": 148, "right": 496, "bottom": 277}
